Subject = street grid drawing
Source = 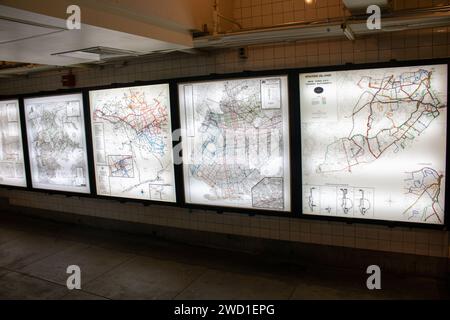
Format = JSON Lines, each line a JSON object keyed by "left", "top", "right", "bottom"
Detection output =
{"left": 24, "top": 94, "right": 90, "bottom": 193}
{"left": 319, "top": 69, "right": 445, "bottom": 173}
{"left": 90, "top": 84, "right": 176, "bottom": 202}
{"left": 301, "top": 65, "right": 447, "bottom": 224}
{"left": 0, "top": 100, "right": 26, "bottom": 187}
{"left": 403, "top": 167, "right": 444, "bottom": 223}
{"left": 179, "top": 77, "right": 291, "bottom": 211}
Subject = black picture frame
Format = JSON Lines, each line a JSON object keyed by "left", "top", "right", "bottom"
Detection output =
{"left": 174, "top": 71, "right": 295, "bottom": 217}
{"left": 84, "top": 80, "right": 181, "bottom": 208}
{"left": 20, "top": 90, "right": 94, "bottom": 198}
{"left": 295, "top": 58, "right": 450, "bottom": 230}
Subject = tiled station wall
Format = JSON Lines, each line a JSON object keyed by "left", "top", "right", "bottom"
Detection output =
{"left": 0, "top": 0, "right": 449, "bottom": 259}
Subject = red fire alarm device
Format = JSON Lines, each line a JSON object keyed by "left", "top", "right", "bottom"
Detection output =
{"left": 62, "top": 73, "right": 76, "bottom": 87}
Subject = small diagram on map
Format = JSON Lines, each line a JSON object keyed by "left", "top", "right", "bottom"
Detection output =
{"left": 261, "top": 79, "right": 282, "bottom": 109}
{"left": 108, "top": 155, "right": 134, "bottom": 178}
{"left": 90, "top": 84, "right": 176, "bottom": 202}
{"left": 338, "top": 187, "right": 354, "bottom": 216}
{"left": 403, "top": 167, "right": 444, "bottom": 224}
{"left": 251, "top": 177, "right": 284, "bottom": 210}
{"left": 179, "top": 76, "right": 291, "bottom": 211}
{"left": 305, "top": 186, "right": 320, "bottom": 213}
{"left": 66, "top": 101, "right": 81, "bottom": 117}
{"left": 24, "top": 94, "right": 90, "bottom": 193}
{"left": 356, "top": 188, "right": 373, "bottom": 217}
{"left": 149, "top": 184, "right": 174, "bottom": 202}
{"left": 303, "top": 185, "right": 374, "bottom": 218}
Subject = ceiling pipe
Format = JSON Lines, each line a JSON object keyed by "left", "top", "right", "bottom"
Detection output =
{"left": 194, "top": 5, "right": 450, "bottom": 48}
{"left": 2, "top": 5, "right": 450, "bottom": 77}
{"left": 212, "top": 0, "right": 242, "bottom": 36}
{"left": 208, "top": 4, "right": 450, "bottom": 35}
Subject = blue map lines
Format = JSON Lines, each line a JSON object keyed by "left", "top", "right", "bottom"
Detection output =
{"left": 108, "top": 155, "right": 134, "bottom": 178}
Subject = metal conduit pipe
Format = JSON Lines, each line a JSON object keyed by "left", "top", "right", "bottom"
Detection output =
{"left": 194, "top": 5, "right": 450, "bottom": 48}
{"left": 205, "top": 5, "right": 450, "bottom": 35}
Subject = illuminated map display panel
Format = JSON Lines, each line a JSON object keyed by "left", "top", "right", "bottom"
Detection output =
{"left": 89, "top": 84, "right": 176, "bottom": 202}
{"left": 0, "top": 100, "right": 26, "bottom": 187}
{"left": 300, "top": 64, "right": 448, "bottom": 225}
{"left": 24, "top": 94, "right": 90, "bottom": 193}
{"left": 179, "top": 76, "right": 291, "bottom": 211}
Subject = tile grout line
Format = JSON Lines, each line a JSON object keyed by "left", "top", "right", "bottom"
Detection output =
{"left": 1, "top": 265, "right": 112, "bottom": 300}
{"left": 81, "top": 253, "right": 138, "bottom": 287}
{"left": 11, "top": 239, "right": 88, "bottom": 272}
{"left": 171, "top": 268, "right": 210, "bottom": 300}
{"left": 1, "top": 266, "right": 73, "bottom": 296}
{"left": 18, "top": 240, "right": 138, "bottom": 299}
{"left": 58, "top": 289, "right": 112, "bottom": 301}
{"left": 0, "top": 229, "right": 27, "bottom": 247}
{"left": 287, "top": 279, "right": 301, "bottom": 300}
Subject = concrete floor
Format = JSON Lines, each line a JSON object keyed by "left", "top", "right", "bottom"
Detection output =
{"left": 0, "top": 213, "right": 448, "bottom": 300}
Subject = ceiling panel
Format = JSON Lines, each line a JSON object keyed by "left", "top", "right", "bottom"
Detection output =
{"left": 0, "top": 17, "right": 62, "bottom": 44}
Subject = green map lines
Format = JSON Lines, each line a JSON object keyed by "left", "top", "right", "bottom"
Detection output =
{"left": 179, "top": 76, "right": 291, "bottom": 211}
{"left": 301, "top": 65, "right": 447, "bottom": 225}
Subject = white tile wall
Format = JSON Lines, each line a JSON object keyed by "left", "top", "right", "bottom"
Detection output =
{"left": 0, "top": 0, "right": 449, "bottom": 259}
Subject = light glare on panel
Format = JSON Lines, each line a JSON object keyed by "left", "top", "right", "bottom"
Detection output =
{"left": 24, "top": 93, "right": 90, "bottom": 193}
{"left": 300, "top": 64, "right": 448, "bottom": 225}
{"left": 89, "top": 84, "right": 177, "bottom": 202}
{"left": 178, "top": 76, "right": 291, "bottom": 212}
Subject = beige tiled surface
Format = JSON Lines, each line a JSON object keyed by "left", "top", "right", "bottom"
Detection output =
{"left": 1, "top": 30, "right": 450, "bottom": 95}
{"left": 0, "top": 0, "right": 449, "bottom": 259}
{"left": 234, "top": 0, "right": 345, "bottom": 29}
